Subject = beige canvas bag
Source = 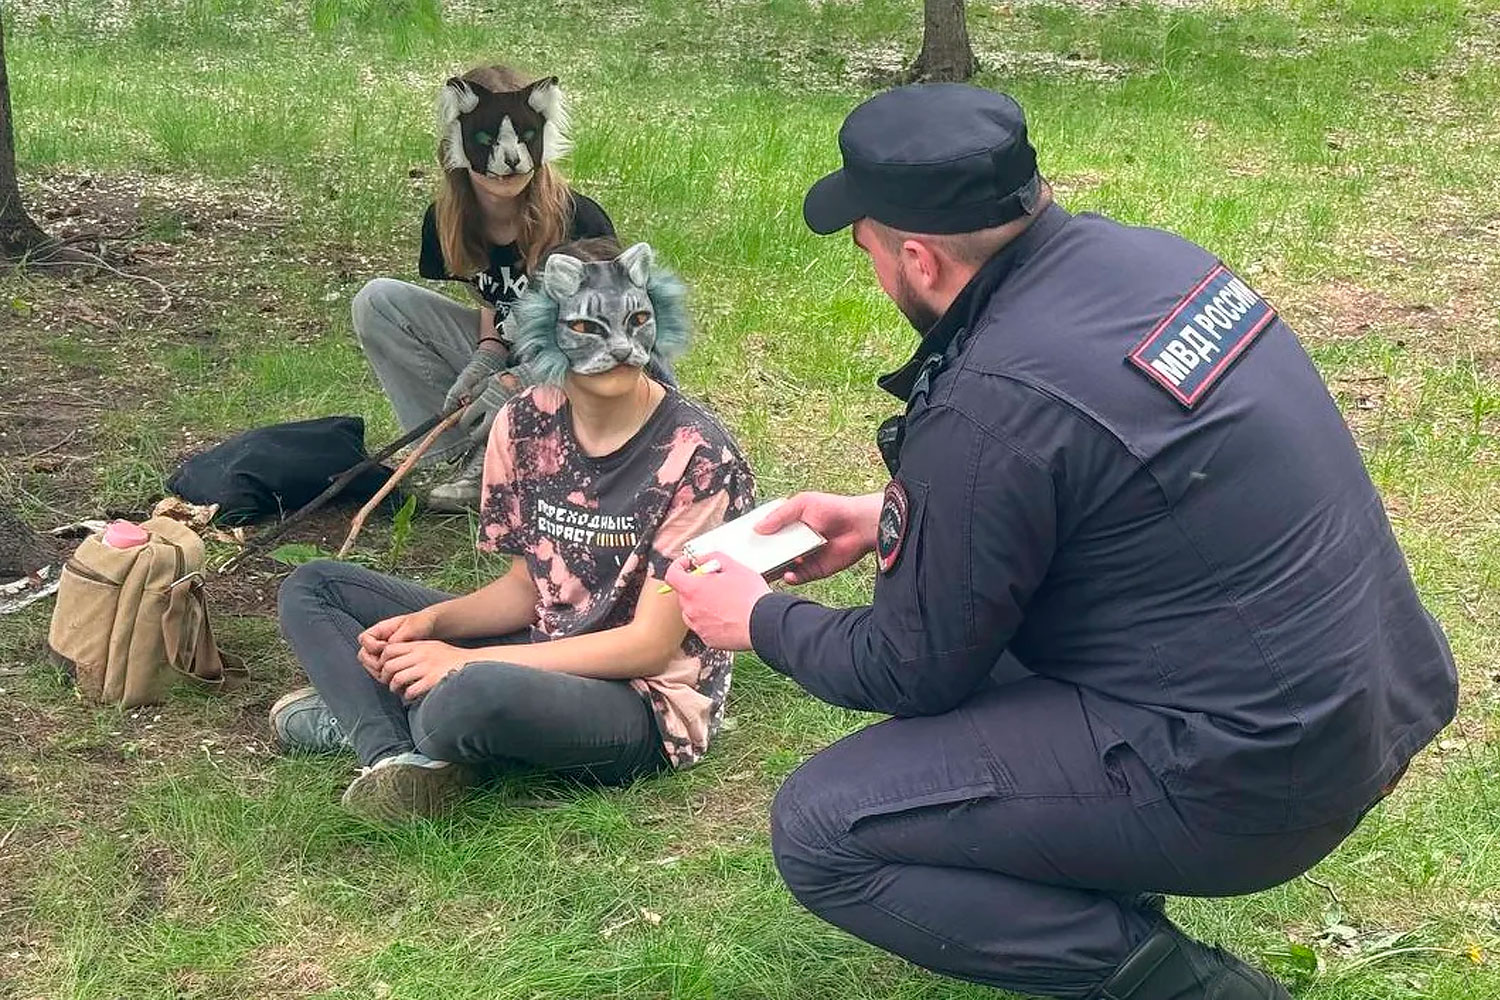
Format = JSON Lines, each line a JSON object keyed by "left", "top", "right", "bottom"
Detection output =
{"left": 47, "top": 517, "right": 246, "bottom": 708}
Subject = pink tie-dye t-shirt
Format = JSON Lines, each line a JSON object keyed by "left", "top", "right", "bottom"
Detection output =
{"left": 478, "top": 384, "right": 756, "bottom": 768}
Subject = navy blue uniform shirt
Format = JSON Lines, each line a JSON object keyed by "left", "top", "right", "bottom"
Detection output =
{"left": 750, "top": 204, "right": 1458, "bottom": 833}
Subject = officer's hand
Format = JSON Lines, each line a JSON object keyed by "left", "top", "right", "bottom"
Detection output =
{"left": 664, "top": 552, "right": 770, "bottom": 652}
{"left": 757, "top": 492, "right": 884, "bottom": 585}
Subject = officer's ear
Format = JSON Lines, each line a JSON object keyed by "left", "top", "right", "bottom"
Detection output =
{"left": 899, "top": 237, "right": 945, "bottom": 293}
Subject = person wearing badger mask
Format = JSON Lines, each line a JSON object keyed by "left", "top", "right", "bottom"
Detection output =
{"left": 275, "top": 238, "right": 756, "bottom": 823}
{"left": 353, "top": 65, "right": 622, "bottom": 512}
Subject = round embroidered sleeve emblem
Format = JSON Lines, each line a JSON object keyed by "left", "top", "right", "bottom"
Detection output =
{"left": 877, "top": 479, "right": 910, "bottom": 574}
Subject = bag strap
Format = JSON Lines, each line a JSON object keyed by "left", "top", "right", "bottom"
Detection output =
{"left": 163, "top": 575, "right": 248, "bottom": 690}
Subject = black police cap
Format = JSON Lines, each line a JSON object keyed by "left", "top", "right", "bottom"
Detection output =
{"left": 803, "top": 83, "right": 1040, "bottom": 236}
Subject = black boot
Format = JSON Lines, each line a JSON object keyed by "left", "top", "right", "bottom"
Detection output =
{"left": 1090, "top": 921, "right": 1292, "bottom": 1000}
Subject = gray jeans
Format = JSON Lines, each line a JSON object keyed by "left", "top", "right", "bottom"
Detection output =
{"left": 277, "top": 559, "right": 669, "bottom": 785}
{"left": 352, "top": 277, "right": 485, "bottom": 466}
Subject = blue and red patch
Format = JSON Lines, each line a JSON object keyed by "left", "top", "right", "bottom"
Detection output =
{"left": 877, "top": 479, "right": 909, "bottom": 574}
{"left": 1127, "top": 264, "right": 1277, "bottom": 408}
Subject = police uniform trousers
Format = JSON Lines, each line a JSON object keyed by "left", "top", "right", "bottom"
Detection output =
{"left": 769, "top": 675, "right": 1366, "bottom": 999}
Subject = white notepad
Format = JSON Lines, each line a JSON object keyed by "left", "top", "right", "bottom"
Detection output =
{"left": 682, "top": 499, "right": 826, "bottom": 577}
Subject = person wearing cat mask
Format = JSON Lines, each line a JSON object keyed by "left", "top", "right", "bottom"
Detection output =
{"left": 667, "top": 84, "right": 1456, "bottom": 1000}
{"left": 275, "top": 238, "right": 756, "bottom": 823}
{"left": 352, "top": 64, "right": 621, "bottom": 513}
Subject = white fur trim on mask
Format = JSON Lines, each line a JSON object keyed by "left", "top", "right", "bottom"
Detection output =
{"left": 487, "top": 116, "right": 535, "bottom": 176}
{"left": 542, "top": 254, "right": 585, "bottom": 300}
{"left": 528, "top": 80, "right": 573, "bottom": 163}
{"left": 617, "top": 243, "right": 655, "bottom": 288}
{"left": 436, "top": 80, "right": 478, "bottom": 172}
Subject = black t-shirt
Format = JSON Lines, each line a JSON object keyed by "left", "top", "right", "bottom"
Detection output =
{"left": 418, "top": 191, "right": 615, "bottom": 328}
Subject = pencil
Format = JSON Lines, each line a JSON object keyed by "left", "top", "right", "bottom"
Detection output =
{"left": 657, "top": 559, "right": 722, "bottom": 595}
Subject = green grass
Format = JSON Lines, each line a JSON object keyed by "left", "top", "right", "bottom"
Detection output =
{"left": 1, "top": 0, "right": 1499, "bottom": 998}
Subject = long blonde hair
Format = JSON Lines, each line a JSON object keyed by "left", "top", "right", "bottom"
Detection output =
{"left": 434, "top": 64, "right": 573, "bottom": 277}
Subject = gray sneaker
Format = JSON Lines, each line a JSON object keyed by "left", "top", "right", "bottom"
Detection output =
{"left": 269, "top": 686, "right": 350, "bottom": 754}
{"left": 425, "top": 448, "right": 485, "bottom": 513}
{"left": 340, "top": 752, "right": 474, "bottom": 824}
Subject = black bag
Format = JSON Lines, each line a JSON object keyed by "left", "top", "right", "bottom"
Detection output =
{"left": 166, "top": 416, "right": 398, "bottom": 525}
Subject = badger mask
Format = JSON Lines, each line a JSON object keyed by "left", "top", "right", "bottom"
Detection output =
{"left": 436, "top": 76, "right": 572, "bottom": 177}
{"left": 509, "top": 243, "right": 692, "bottom": 382}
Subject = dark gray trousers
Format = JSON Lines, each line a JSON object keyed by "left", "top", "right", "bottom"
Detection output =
{"left": 770, "top": 677, "right": 1367, "bottom": 999}
{"left": 276, "top": 560, "right": 667, "bottom": 784}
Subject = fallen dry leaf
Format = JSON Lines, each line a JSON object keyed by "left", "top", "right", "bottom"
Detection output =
{"left": 152, "top": 496, "right": 220, "bottom": 531}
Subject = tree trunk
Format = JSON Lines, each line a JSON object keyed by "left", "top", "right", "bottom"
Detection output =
{"left": 904, "top": 0, "right": 977, "bottom": 84}
{"left": 0, "top": 10, "right": 64, "bottom": 262}
{"left": 0, "top": 505, "right": 59, "bottom": 578}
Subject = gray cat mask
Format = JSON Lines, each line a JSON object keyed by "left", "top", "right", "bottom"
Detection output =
{"left": 509, "top": 243, "right": 691, "bottom": 382}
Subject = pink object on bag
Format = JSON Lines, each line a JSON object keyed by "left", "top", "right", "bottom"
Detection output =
{"left": 103, "top": 520, "right": 150, "bottom": 549}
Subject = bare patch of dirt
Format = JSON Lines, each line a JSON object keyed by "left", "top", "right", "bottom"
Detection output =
{"left": 2, "top": 169, "right": 413, "bottom": 620}
{"left": 1280, "top": 255, "right": 1500, "bottom": 382}
{"left": 0, "top": 511, "right": 61, "bottom": 578}
{"left": 845, "top": 40, "right": 1130, "bottom": 89}
{"left": 208, "top": 561, "right": 291, "bottom": 620}
{"left": 0, "top": 171, "right": 306, "bottom": 522}
{"left": 126, "top": 841, "right": 183, "bottom": 920}
{"left": 206, "top": 505, "right": 395, "bottom": 618}
{"left": 978, "top": 47, "right": 1129, "bottom": 83}
{"left": 27, "top": 170, "right": 291, "bottom": 252}
{"left": 0, "top": 321, "right": 127, "bottom": 517}
{"left": 246, "top": 953, "right": 339, "bottom": 999}
{"left": 1284, "top": 279, "right": 1444, "bottom": 344}
{"left": 1005, "top": 0, "right": 1214, "bottom": 8}
{"left": 1325, "top": 372, "right": 1389, "bottom": 436}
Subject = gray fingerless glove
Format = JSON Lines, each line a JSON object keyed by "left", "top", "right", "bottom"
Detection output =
{"left": 458, "top": 372, "right": 520, "bottom": 448}
{"left": 444, "top": 347, "right": 508, "bottom": 412}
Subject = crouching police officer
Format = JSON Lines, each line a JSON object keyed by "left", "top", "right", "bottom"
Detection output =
{"left": 666, "top": 83, "right": 1458, "bottom": 1000}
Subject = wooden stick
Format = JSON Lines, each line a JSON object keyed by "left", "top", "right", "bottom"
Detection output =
{"left": 336, "top": 409, "right": 465, "bottom": 558}
{"left": 217, "top": 402, "right": 463, "bottom": 574}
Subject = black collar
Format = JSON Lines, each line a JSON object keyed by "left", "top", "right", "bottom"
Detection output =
{"left": 877, "top": 203, "right": 1072, "bottom": 401}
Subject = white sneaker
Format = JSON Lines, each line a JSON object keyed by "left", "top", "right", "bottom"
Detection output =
{"left": 339, "top": 752, "right": 473, "bottom": 824}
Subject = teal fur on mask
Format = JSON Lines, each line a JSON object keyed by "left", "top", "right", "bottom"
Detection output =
{"left": 645, "top": 265, "right": 691, "bottom": 368}
{"left": 509, "top": 257, "right": 693, "bottom": 386}
{"left": 509, "top": 287, "right": 570, "bottom": 386}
